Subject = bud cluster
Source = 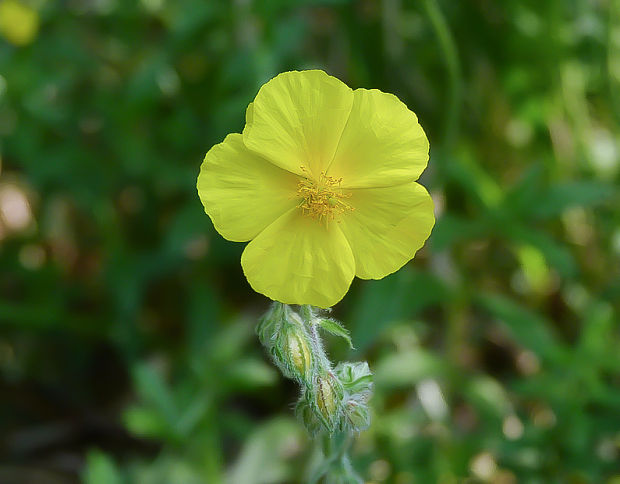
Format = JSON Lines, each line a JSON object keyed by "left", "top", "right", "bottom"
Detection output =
{"left": 257, "top": 303, "right": 373, "bottom": 435}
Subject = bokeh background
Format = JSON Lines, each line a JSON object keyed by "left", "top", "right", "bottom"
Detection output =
{"left": 1, "top": 0, "right": 619, "bottom": 483}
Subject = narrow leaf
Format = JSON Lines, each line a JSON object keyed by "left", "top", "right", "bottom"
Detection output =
{"left": 476, "top": 293, "right": 564, "bottom": 361}
{"left": 317, "top": 318, "right": 354, "bottom": 349}
{"left": 531, "top": 182, "right": 614, "bottom": 220}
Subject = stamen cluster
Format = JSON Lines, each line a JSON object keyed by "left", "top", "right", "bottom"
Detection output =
{"left": 297, "top": 169, "right": 353, "bottom": 224}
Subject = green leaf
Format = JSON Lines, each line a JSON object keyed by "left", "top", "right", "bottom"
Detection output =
{"left": 530, "top": 182, "right": 615, "bottom": 220}
{"left": 317, "top": 318, "right": 354, "bottom": 349}
{"left": 83, "top": 450, "right": 123, "bottom": 484}
{"left": 225, "top": 357, "right": 279, "bottom": 389}
{"left": 374, "top": 350, "right": 446, "bottom": 389}
{"left": 175, "top": 397, "right": 211, "bottom": 437}
{"left": 350, "top": 268, "right": 449, "bottom": 352}
{"left": 445, "top": 151, "right": 503, "bottom": 209}
{"left": 501, "top": 164, "right": 547, "bottom": 217}
{"left": 226, "top": 418, "right": 304, "bottom": 484}
{"left": 505, "top": 223, "right": 577, "bottom": 278}
{"left": 465, "top": 376, "right": 512, "bottom": 421}
{"left": 430, "top": 214, "right": 488, "bottom": 250}
{"left": 577, "top": 301, "right": 617, "bottom": 365}
{"left": 123, "top": 405, "right": 168, "bottom": 439}
{"left": 476, "top": 293, "right": 564, "bottom": 361}
{"left": 132, "top": 363, "right": 177, "bottom": 426}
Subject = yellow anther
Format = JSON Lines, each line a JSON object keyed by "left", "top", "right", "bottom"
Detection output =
{"left": 297, "top": 168, "right": 353, "bottom": 225}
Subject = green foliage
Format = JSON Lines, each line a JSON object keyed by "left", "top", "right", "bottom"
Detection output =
{"left": 1, "top": 0, "right": 619, "bottom": 483}
{"left": 84, "top": 451, "right": 124, "bottom": 484}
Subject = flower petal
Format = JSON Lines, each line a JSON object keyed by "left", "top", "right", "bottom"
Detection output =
{"left": 243, "top": 70, "right": 354, "bottom": 178}
{"left": 197, "top": 133, "right": 299, "bottom": 242}
{"left": 339, "top": 182, "right": 434, "bottom": 279}
{"left": 329, "top": 88, "right": 429, "bottom": 188}
{"left": 241, "top": 209, "right": 355, "bottom": 308}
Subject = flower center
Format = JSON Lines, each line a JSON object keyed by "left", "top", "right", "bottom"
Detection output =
{"left": 297, "top": 168, "right": 353, "bottom": 224}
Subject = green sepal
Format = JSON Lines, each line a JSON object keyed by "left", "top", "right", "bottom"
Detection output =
{"left": 340, "top": 394, "right": 372, "bottom": 432}
{"left": 334, "top": 362, "right": 373, "bottom": 432}
{"left": 334, "top": 361, "right": 373, "bottom": 396}
{"left": 256, "top": 302, "right": 284, "bottom": 349}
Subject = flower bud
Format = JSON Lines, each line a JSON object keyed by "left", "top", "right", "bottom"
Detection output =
{"left": 268, "top": 308, "right": 314, "bottom": 383}
{"left": 295, "top": 393, "right": 323, "bottom": 435}
{"left": 314, "top": 372, "right": 344, "bottom": 430}
{"left": 272, "top": 328, "right": 313, "bottom": 383}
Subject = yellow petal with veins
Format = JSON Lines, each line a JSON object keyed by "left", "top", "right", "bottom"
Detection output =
{"left": 241, "top": 208, "right": 355, "bottom": 308}
{"left": 243, "top": 70, "right": 354, "bottom": 178}
{"left": 339, "top": 182, "right": 434, "bottom": 279}
{"left": 197, "top": 134, "right": 299, "bottom": 242}
{"left": 329, "top": 88, "right": 429, "bottom": 189}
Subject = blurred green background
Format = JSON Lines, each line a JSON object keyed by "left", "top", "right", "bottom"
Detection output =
{"left": 1, "top": 0, "right": 619, "bottom": 483}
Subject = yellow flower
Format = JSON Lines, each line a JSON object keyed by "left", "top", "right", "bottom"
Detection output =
{"left": 0, "top": 0, "right": 39, "bottom": 47}
{"left": 197, "top": 70, "right": 434, "bottom": 308}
